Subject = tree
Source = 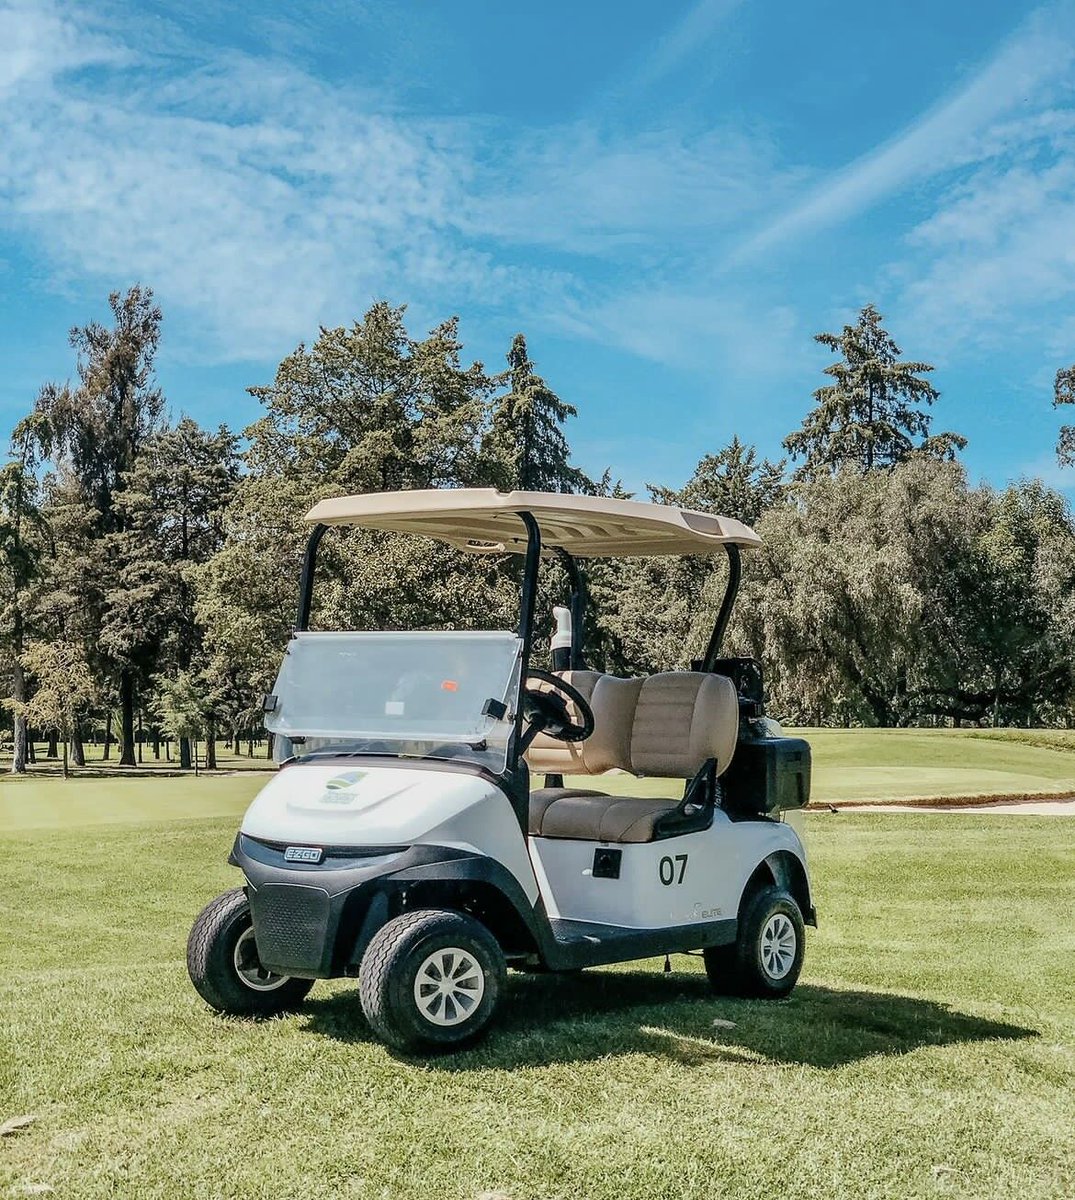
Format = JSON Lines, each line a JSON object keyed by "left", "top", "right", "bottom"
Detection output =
{"left": 784, "top": 304, "right": 965, "bottom": 477}
{"left": 153, "top": 670, "right": 210, "bottom": 775}
{"left": 649, "top": 436, "right": 785, "bottom": 526}
{"left": 1054, "top": 364, "right": 1075, "bottom": 466}
{"left": 197, "top": 305, "right": 519, "bottom": 741}
{"left": 35, "top": 285, "right": 166, "bottom": 765}
{"left": 109, "top": 418, "right": 239, "bottom": 767}
{"left": 6, "top": 639, "right": 96, "bottom": 778}
{"left": 483, "top": 334, "right": 594, "bottom": 493}
{"left": 1, "top": 415, "right": 52, "bottom": 773}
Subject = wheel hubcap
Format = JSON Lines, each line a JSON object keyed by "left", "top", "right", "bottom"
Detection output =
{"left": 760, "top": 913, "right": 797, "bottom": 979}
{"left": 233, "top": 926, "right": 290, "bottom": 992}
{"left": 413, "top": 947, "right": 485, "bottom": 1026}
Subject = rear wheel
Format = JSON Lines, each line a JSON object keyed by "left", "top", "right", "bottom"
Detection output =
{"left": 187, "top": 888, "right": 313, "bottom": 1017}
{"left": 359, "top": 909, "right": 505, "bottom": 1052}
{"left": 704, "top": 885, "right": 805, "bottom": 998}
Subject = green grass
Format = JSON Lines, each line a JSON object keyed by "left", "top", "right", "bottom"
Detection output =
{"left": 4, "top": 728, "right": 1075, "bottom": 828}
{"left": 1, "top": 789, "right": 1073, "bottom": 1199}
{"left": 562, "top": 727, "right": 1075, "bottom": 805}
{"left": 799, "top": 728, "right": 1075, "bottom": 803}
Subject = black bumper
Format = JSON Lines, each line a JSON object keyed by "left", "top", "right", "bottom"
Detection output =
{"left": 232, "top": 834, "right": 544, "bottom": 978}
{"left": 233, "top": 834, "right": 408, "bottom": 977}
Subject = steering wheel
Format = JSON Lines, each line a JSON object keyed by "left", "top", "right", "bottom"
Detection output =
{"left": 522, "top": 669, "right": 596, "bottom": 743}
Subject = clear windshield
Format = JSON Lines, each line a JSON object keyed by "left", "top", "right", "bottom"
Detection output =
{"left": 264, "top": 631, "right": 522, "bottom": 772}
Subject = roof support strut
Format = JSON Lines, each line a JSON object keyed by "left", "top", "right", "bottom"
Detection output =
{"left": 702, "top": 543, "right": 742, "bottom": 671}
{"left": 295, "top": 522, "right": 328, "bottom": 631}
{"left": 554, "top": 547, "right": 587, "bottom": 670}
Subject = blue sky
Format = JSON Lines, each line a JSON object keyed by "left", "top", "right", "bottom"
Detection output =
{"left": 2, "top": 0, "right": 1075, "bottom": 495}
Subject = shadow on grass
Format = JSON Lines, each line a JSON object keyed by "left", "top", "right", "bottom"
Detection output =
{"left": 301, "top": 970, "right": 1036, "bottom": 1069}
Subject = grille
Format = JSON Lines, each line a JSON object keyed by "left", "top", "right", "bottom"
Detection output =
{"left": 251, "top": 884, "right": 331, "bottom": 973}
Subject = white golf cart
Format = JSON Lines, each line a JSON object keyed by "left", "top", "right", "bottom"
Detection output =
{"left": 187, "top": 490, "right": 814, "bottom": 1051}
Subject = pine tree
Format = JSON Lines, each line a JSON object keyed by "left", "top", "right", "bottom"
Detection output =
{"left": 784, "top": 304, "right": 965, "bottom": 477}
{"left": 35, "top": 285, "right": 166, "bottom": 765}
{"left": 1054, "top": 364, "right": 1075, "bottom": 466}
{"left": 649, "top": 436, "right": 785, "bottom": 526}
{"left": 483, "top": 334, "right": 593, "bottom": 493}
{"left": 1, "top": 414, "right": 52, "bottom": 773}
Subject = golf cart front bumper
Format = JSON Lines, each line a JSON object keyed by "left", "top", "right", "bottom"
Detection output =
{"left": 231, "top": 833, "right": 413, "bottom": 978}
{"left": 230, "top": 833, "right": 540, "bottom": 979}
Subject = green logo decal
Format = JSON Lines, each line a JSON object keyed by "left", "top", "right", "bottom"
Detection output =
{"left": 325, "top": 770, "right": 368, "bottom": 791}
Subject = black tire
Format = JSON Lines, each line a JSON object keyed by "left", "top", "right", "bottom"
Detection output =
{"left": 187, "top": 888, "right": 314, "bottom": 1017}
{"left": 704, "top": 884, "right": 805, "bottom": 998}
{"left": 359, "top": 909, "right": 506, "bottom": 1053}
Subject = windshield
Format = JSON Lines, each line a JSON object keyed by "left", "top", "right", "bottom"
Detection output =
{"left": 264, "top": 630, "right": 523, "bottom": 772}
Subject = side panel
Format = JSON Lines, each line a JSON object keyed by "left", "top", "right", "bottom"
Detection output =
{"left": 529, "top": 811, "right": 808, "bottom": 929}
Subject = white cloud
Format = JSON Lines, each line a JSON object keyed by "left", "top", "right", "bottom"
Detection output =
{"left": 0, "top": 0, "right": 802, "bottom": 371}
{"left": 733, "top": 2, "right": 1075, "bottom": 263}
{"left": 630, "top": 0, "right": 746, "bottom": 94}
{"left": 890, "top": 111, "right": 1075, "bottom": 356}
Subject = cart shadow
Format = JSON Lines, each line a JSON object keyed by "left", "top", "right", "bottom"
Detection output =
{"left": 300, "top": 971, "right": 1036, "bottom": 1069}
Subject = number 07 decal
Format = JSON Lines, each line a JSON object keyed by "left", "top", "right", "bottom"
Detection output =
{"left": 658, "top": 854, "right": 688, "bottom": 885}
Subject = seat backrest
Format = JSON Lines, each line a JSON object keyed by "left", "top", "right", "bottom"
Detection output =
{"left": 524, "top": 670, "right": 738, "bottom": 781}
{"left": 524, "top": 672, "right": 641, "bottom": 776}
{"left": 628, "top": 672, "right": 738, "bottom": 779}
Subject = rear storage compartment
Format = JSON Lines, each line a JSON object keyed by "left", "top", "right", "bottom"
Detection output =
{"left": 720, "top": 724, "right": 811, "bottom": 816}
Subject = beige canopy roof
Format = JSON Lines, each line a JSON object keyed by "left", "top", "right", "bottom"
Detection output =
{"left": 304, "top": 489, "right": 762, "bottom": 557}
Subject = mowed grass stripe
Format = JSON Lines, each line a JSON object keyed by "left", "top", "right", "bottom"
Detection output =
{"left": 1, "top": 798, "right": 1073, "bottom": 1200}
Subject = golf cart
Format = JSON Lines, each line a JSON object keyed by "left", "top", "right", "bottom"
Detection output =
{"left": 187, "top": 489, "right": 814, "bottom": 1051}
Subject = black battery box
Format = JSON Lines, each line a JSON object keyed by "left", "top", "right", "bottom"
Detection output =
{"left": 720, "top": 725, "right": 811, "bottom": 816}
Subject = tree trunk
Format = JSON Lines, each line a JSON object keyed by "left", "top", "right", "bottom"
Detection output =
{"left": 165, "top": 738, "right": 171, "bottom": 762}
{"left": 70, "top": 728, "right": 85, "bottom": 767}
{"left": 47, "top": 731, "right": 58, "bottom": 759}
{"left": 10, "top": 659, "right": 27, "bottom": 774}
{"left": 118, "top": 671, "right": 136, "bottom": 766}
{"left": 62, "top": 735, "right": 69, "bottom": 779}
{"left": 27, "top": 737, "right": 36, "bottom": 764}
{"left": 137, "top": 709, "right": 143, "bottom": 764}
{"left": 152, "top": 728, "right": 160, "bottom": 759}
{"left": 102, "top": 710, "right": 112, "bottom": 760}
{"left": 206, "top": 714, "right": 217, "bottom": 770}
{"left": 247, "top": 736, "right": 254, "bottom": 757}
{"left": 179, "top": 737, "right": 192, "bottom": 770}
{"left": 233, "top": 730, "right": 241, "bottom": 754}
{"left": 266, "top": 732, "right": 274, "bottom": 760}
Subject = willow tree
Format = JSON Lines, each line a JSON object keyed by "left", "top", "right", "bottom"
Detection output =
{"left": 784, "top": 304, "right": 965, "bottom": 477}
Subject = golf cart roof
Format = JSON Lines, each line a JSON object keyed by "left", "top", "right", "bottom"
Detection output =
{"left": 304, "top": 489, "right": 762, "bottom": 558}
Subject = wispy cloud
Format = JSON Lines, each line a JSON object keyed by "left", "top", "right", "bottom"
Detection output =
{"left": 733, "top": 2, "right": 1075, "bottom": 263}
{"left": 0, "top": 0, "right": 799, "bottom": 372}
{"left": 631, "top": 0, "right": 746, "bottom": 93}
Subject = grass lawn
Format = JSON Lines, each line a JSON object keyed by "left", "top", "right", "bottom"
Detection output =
{"left": 4, "top": 728, "right": 1074, "bottom": 834}
{"left": 1, "top": 788, "right": 1073, "bottom": 1199}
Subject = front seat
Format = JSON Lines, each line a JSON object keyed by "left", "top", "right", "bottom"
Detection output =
{"left": 525, "top": 672, "right": 642, "bottom": 834}
{"left": 533, "top": 672, "right": 739, "bottom": 844}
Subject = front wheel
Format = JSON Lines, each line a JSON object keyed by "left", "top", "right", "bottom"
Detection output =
{"left": 359, "top": 909, "right": 506, "bottom": 1052}
{"left": 187, "top": 888, "right": 314, "bottom": 1017}
{"left": 704, "top": 885, "right": 805, "bottom": 998}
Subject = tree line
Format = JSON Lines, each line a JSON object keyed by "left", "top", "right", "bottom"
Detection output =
{"left": 3, "top": 289, "right": 1075, "bottom": 775}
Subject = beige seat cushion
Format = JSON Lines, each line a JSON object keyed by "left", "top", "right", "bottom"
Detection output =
{"left": 629, "top": 672, "right": 738, "bottom": 778}
{"left": 528, "top": 787, "right": 608, "bottom": 835}
{"left": 539, "top": 794, "right": 679, "bottom": 844}
{"left": 525, "top": 673, "right": 641, "bottom": 776}
{"left": 529, "top": 672, "right": 740, "bottom": 845}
